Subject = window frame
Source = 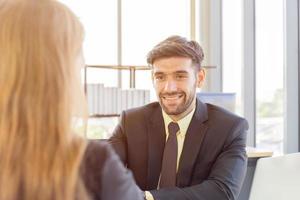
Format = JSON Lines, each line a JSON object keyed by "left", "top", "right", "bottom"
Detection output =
{"left": 214, "top": 0, "right": 299, "bottom": 152}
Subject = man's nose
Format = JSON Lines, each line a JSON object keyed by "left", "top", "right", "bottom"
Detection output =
{"left": 163, "top": 79, "right": 177, "bottom": 92}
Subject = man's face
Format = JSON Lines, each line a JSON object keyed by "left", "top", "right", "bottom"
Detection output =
{"left": 152, "top": 57, "right": 205, "bottom": 120}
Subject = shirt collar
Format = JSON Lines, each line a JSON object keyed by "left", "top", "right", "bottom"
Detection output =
{"left": 162, "top": 105, "right": 196, "bottom": 137}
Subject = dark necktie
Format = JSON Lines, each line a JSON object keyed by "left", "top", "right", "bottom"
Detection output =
{"left": 159, "top": 122, "right": 180, "bottom": 188}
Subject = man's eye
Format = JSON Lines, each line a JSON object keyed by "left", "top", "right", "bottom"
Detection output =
{"left": 176, "top": 74, "right": 186, "bottom": 79}
{"left": 155, "top": 75, "right": 164, "bottom": 80}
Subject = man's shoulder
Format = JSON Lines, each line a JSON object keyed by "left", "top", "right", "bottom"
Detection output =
{"left": 202, "top": 103, "right": 249, "bottom": 141}
{"left": 205, "top": 103, "right": 247, "bottom": 126}
{"left": 118, "top": 102, "right": 162, "bottom": 130}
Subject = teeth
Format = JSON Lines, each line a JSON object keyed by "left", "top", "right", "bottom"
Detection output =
{"left": 163, "top": 95, "right": 182, "bottom": 100}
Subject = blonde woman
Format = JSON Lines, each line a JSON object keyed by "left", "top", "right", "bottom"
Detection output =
{"left": 0, "top": 0, "right": 142, "bottom": 200}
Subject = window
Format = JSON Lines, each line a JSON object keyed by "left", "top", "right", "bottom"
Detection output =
{"left": 255, "top": 0, "right": 284, "bottom": 154}
{"left": 59, "top": 0, "right": 118, "bottom": 87}
{"left": 222, "top": 0, "right": 243, "bottom": 116}
{"left": 122, "top": 0, "right": 190, "bottom": 65}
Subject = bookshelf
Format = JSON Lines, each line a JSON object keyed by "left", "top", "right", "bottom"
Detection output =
{"left": 84, "top": 65, "right": 152, "bottom": 117}
{"left": 84, "top": 65, "right": 151, "bottom": 91}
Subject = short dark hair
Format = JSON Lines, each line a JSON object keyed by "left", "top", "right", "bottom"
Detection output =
{"left": 147, "top": 35, "right": 204, "bottom": 70}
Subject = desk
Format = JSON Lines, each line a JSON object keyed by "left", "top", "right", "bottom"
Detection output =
{"left": 246, "top": 147, "right": 273, "bottom": 158}
{"left": 237, "top": 147, "right": 273, "bottom": 200}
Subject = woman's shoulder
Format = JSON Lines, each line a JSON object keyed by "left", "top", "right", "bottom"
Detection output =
{"left": 82, "top": 140, "right": 112, "bottom": 172}
{"left": 80, "top": 140, "right": 113, "bottom": 199}
{"left": 80, "top": 139, "right": 143, "bottom": 200}
{"left": 84, "top": 140, "right": 112, "bottom": 161}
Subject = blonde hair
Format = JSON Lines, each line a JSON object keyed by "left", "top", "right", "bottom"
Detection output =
{"left": 0, "top": 0, "right": 89, "bottom": 199}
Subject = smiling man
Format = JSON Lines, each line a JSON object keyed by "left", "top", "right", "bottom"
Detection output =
{"left": 109, "top": 36, "right": 248, "bottom": 200}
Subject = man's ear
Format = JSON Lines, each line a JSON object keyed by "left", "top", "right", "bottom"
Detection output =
{"left": 196, "top": 69, "right": 206, "bottom": 88}
{"left": 151, "top": 70, "right": 154, "bottom": 83}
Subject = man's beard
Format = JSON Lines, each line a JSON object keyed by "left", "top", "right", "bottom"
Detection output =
{"left": 159, "top": 89, "right": 195, "bottom": 116}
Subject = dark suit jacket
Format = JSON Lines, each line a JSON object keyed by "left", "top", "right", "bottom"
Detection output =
{"left": 109, "top": 98, "right": 248, "bottom": 200}
{"left": 80, "top": 141, "right": 142, "bottom": 200}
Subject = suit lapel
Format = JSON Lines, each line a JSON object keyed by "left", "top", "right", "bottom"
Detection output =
{"left": 176, "top": 98, "right": 209, "bottom": 187}
{"left": 146, "top": 106, "right": 166, "bottom": 189}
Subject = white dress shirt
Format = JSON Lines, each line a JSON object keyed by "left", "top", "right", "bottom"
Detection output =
{"left": 145, "top": 106, "right": 196, "bottom": 200}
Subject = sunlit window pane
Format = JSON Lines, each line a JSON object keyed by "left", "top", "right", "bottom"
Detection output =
{"left": 122, "top": 0, "right": 190, "bottom": 65}
{"left": 59, "top": 0, "right": 118, "bottom": 65}
{"left": 222, "top": 0, "right": 243, "bottom": 116}
{"left": 59, "top": 1, "right": 118, "bottom": 90}
{"left": 255, "top": 0, "right": 284, "bottom": 155}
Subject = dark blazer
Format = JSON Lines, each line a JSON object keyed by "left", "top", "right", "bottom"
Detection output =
{"left": 109, "top": 98, "right": 248, "bottom": 200}
{"left": 80, "top": 141, "right": 143, "bottom": 200}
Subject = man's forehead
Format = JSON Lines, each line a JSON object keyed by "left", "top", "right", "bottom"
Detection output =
{"left": 152, "top": 56, "right": 193, "bottom": 65}
{"left": 152, "top": 63, "right": 195, "bottom": 74}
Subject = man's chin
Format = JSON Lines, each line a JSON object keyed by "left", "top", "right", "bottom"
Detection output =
{"left": 162, "top": 106, "right": 182, "bottom": 116}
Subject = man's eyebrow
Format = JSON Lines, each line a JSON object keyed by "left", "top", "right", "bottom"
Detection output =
{"left": 153, "top": 70, "right": 189, "bottom": 76}
{"left": 153, "top": 71, "right": 164, "bottom": 76}
{"left": 174, "top": 70, "right": 189, "bottom": 74}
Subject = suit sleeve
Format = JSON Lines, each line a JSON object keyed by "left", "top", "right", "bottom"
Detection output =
{"left": 101, "top": 144, "right": 143, "bottom": 200}
{"left": 150, "top": 118, "right": 248, "bottom": 200}
{"left": 109, "top": 111, "right": 128, "bottom": 164}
